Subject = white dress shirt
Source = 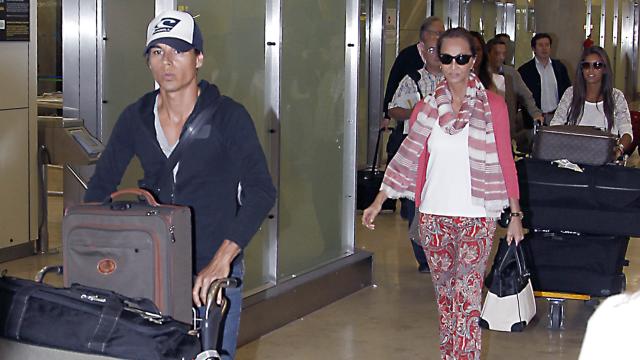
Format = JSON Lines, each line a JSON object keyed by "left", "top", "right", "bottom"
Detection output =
{"left": 535, "top": 57, "right": 559, "bottom": 113}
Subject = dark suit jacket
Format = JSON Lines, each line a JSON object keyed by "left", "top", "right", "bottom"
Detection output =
{"left": 518, "top": 58, "right": 571, "bottom": 111}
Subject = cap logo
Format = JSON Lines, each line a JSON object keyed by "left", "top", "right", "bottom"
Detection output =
{"left": 153, "top": 17, "right": 181, "bottom": 35}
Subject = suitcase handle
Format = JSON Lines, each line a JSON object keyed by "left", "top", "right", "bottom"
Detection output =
{"left": 201, "top": 278, "right": 240, "bottom": 352}
{"left": 106, "top": 188, "right": 160, "bottom": 207}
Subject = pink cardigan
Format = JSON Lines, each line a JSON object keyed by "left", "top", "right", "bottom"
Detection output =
{"left": 408, "top": 91, "right": 520, "bottom": 208}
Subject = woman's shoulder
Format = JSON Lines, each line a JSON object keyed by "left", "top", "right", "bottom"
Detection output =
{"left": 612, "top": 88, "right": 626, "bottom": 98}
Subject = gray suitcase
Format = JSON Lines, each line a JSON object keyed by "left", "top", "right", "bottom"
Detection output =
{"left": 62, "top": 188, "right": 192, "bottom": 323}
{"left": 532, "top": 125, "right": 617, "bottom": 166}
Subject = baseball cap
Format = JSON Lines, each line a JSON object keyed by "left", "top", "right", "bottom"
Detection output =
{"left": 145, "top": 10, "right": 203, "bottom": 54}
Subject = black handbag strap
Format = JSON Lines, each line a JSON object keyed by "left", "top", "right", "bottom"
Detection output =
{"left": 407, "top": 70, "right": 424, "bottom": 99}
{"left": 497, "top": 242, "right": 528, "bottom": 276}
{"left": 165, "top": 95, "right": 227, "bottom": 172}
{"left": 496, "top": 242, "right": 529, "bottom": 295}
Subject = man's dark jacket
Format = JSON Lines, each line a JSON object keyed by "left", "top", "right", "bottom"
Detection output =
{"left": 518, "top": 58, "right": 572, "bottom": 112}
{"left": 383, "top": 44, "right": 423, "bottom": 119}
{"left": 85, "top": 80, "right": 276, "bottom": 272}
{"left": 383, "top": 44, "right": 423, "bottom": 157}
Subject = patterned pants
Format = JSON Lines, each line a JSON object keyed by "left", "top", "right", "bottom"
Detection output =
{"left": 419, "top": 214, "right": 496, "bottom": 360}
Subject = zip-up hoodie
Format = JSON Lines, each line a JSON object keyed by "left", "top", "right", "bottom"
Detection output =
{"left": 85, "top": 80, "right": 276, "bottom": 272}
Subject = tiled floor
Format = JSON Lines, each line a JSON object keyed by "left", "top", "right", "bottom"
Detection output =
{"left": 234, "top": 212, "right": 639, "bottom": 360}
{"left": 1, "top": 170, "right": 639, "bottom": 359}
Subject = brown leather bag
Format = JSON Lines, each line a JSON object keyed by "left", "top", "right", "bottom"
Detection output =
{"left": 532, "top": 125, "right": 618, "bottom": 166}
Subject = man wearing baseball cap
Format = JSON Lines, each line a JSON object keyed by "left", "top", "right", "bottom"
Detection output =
{"left": 85, "top": 10, "right": 276, "bottom": 359}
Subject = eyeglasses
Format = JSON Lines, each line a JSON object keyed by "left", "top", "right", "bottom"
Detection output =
{"left": 426, "top": 47, "right": 437, "bottom": 54}
{"left": 439, "top": 53, "right": 473, "bottom": 65}
{"left": 580, "top": 61, "right": 606, "bottom": 70}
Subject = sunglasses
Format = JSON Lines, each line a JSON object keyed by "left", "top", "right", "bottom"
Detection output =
{"left": 439, "top": 53, "right": 473, "bottom": 65}
{"left": 580, "top": 61, "right": 606, "bottom": 70}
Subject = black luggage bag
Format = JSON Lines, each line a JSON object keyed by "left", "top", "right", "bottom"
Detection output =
{"left": 0, "top": 276, "right": 200, "bottom": 360}
{"left": 521, "top": 231, "right": 629, "bottom": 297}
{"left": 357, "top": 128, "right": 396, "bottom": 211}
{"left": 516, "top": 158, "right": 640, "bottom": 236}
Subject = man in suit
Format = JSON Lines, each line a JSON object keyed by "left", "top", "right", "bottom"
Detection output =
{"left": 518, "top": 33, "right": 571, "bottom": 126}
{"left": 486, "top": 38, "right": 542, "bottom": 152}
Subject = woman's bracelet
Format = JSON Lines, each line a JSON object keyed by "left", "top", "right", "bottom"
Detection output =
{"left": 509, "top": 211, "right": 524, "bottom": 220}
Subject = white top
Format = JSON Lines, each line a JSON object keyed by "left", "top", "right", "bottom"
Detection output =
{"left": 579, "top": 291, "right": 640, "bottom": 360}
{"left": 535, "top": 57, "right": 559, "bottom": 113}
{"left": 580, "top": 101, "right": 617, "bottom": 132}
{"left": 551, "top": 87, "right": 633, "bottom": 139}
{"left": 389, "top": 68, "right": 443, "bottom": 134}
{"left": 154, "top": 95, "right": 180, "bottom": 181}
{"left": 419, "top": 123, "right": 487, "bottom": 218}
{"left": 492, "top": 73, "right": 506, "bottom": 96}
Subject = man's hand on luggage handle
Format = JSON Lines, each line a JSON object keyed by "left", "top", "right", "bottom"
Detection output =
{"left": 362, "top": 191, "right": 388, "bottom": 230}
{"left": 533, "top": 114, "right": 544, "bottom": 126}
{"left": 193, "top": 239, "right": 241, "bottom": 307}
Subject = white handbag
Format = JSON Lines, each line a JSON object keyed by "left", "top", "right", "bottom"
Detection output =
{"left": 480, "top": 240, "right": 536, "bottom": 332}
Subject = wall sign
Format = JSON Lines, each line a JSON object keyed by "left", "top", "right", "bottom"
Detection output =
{"left": 0, "top": 0, "right": 30, "bottom": 41}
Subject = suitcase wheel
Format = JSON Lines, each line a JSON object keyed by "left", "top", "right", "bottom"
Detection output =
{"left": 548, "top": 299, "right": 565, "bottom": 330}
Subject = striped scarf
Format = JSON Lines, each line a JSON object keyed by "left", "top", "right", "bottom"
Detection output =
{"left": 381, "top": 73, "right": 508, "bottom": 218}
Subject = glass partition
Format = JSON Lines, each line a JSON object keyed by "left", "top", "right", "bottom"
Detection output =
{"left": 175, "top": 1, "right": 272, "bottom": 292}
{"left": 102, "top": 1, "right": 154, "bottom": 189}
{"left": 514, "top": 0, "right": 534, "bottom": 67}
{"left": 483, "top": 0, "right": 497, "bottom": 39}
{"left": 101, "top": 0, "right": 153, "bottom": 141}
{"left": 398, "top": 0, "right": 427, "bottom": 50}
{"left": 468, "top": 0, "right": 484, "bottom": 34}
{"left": 278, "top": 0, "right": 350, "bottom": 279}
{"left": 358, "top": 0, "right": 370, "bottom": 169}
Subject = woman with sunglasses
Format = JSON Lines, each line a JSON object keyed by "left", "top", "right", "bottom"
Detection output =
{"left": 363, "top": 28, "right": 523, "bottom": 360}
{"left": 551, "top": 46, "right": 632, "bottom": 158}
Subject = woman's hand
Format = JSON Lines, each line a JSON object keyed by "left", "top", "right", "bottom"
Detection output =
{"left": 362, "top": 191, "right": 389, "bottom": 230}
{"left": 615, "top": 147, "right": 624, "bottom": 159}
{"left": 362, "top": 204, "right": 381, "bottom": 230}
{"left": 506, "top": 217, "right": 525, "bottom": 245}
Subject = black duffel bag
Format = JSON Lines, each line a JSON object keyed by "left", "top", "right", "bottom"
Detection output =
{"left": 517, "top": 158, "right": 640, "bottom": 210}
{"left": 521, "top": 231, "right": 629, "bottom": 297}
{"left": 0, "top": 276, "right": 200, "bottom": 360}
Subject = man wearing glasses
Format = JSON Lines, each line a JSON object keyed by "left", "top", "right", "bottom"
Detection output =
{"left": 385, "top": 20, "right": 444, "bottom": 274}
{"left": 518, "top": 33, "right": 571, "bottom": 126}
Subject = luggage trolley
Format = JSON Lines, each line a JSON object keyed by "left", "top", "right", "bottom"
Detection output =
{"left": 515, "top": 157, "right": 635, "bottom": 330}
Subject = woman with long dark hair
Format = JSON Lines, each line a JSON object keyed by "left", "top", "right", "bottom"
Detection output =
{"left": 551, "top": 46, "right": 632, "bottom": 157}
{"left": 469, "top": 31, "right": 494, "bottom": 91}
{"left": 362, "top": 28, "right": 524, "bottom": 359}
